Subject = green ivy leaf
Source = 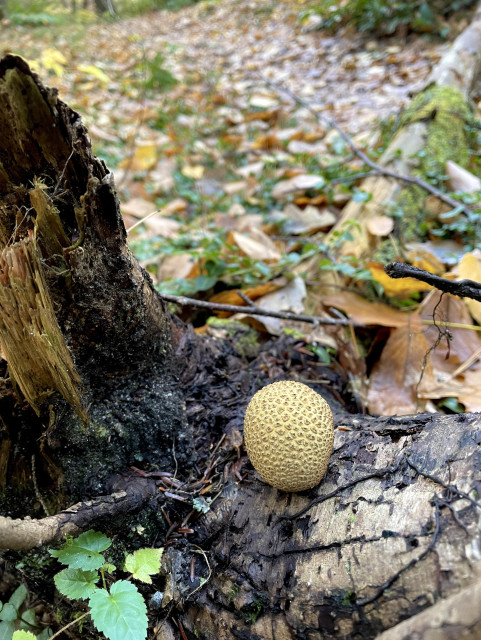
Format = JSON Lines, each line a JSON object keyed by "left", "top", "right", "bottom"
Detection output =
{"left": 12, "top": 631, "right": 37, "bottom": 640}
{"left": 50, "top": 531, "right": 111, "bottom": 571}
{"left": 54, "top": 568, "right": 99, "bottom": 600}
{"left": 8, "top": 585, "right": 28, "bottom": 611}
{"left": 124, "top": 548, "right": 163, "bottom": 584}
{"left": 89, "top": 581, "right": 147, "bottom": 640}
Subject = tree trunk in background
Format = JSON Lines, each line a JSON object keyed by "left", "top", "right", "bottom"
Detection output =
{"left": 0, "top": 55, "right": 191, "bottom": 515}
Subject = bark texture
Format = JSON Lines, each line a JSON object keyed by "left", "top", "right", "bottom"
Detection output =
{"left": 0, "top": 55, "right": 191, "bottom": 514}
{"left": 180, "top": 412, "right": 481, "bottom": 640}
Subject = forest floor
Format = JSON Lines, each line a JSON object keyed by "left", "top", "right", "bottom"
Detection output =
{"left": 1, "top": 0, "right": 480, "bottom": 418}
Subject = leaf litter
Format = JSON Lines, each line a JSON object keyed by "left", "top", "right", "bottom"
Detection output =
{"left": 3, "top": 0, "right": 481, "bottom": 415}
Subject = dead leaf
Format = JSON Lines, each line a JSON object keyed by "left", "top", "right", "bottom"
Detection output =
{"left": 181, "top": 165, "right": 204, "bottom": 179}
{"left": 323, "top": 292, "right": 421, "bottom": 328}
{"left": 282, "top": 203, "right": 336, "bottom": 234}
{"left": 119, "top": 141, "right": 158, "bottom": 172}
{"left": 366, "top": 215, "right": 394, "bottom": 237}
{"left": 457, "top": 251, "right": 481, "bottom": 324}
{"left": 158, "top": 254, "right": 196, "bottom": 282}
{"left": 368, "top": 262, "right": 434, "bottom": 297}
{"left": 272, "top": 174, "right": 325, "bottom": 200}
{"left": 229, "top": 228, "right": 281, "bottom": 262}
{"left": 121, "top": 198, "right": 155, "bottom": 219}
{"left": 446, "top": 160, "right": 481, "bottom": 193}
{"left": 367, "top": 326, "right": 431, "bottom": 415}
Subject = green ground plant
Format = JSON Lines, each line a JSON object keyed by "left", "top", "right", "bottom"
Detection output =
{"left": 12, "top": 530, "right": 163, "bottom": 640}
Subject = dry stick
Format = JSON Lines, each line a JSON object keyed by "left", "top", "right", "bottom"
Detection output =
{"left": 385, "top": 261, "right": 481, "bottom": 302}
{"left": 160, "top": 292, "right": 481, "bottom": 331}
{"left": 160, "top": 293, "right": 350, "bottom": 326}
{"left": 259, "top": 74, "right": 473, "bottom": 218}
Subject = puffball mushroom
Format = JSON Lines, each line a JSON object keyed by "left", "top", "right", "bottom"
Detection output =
{"left": 243, "top": 380, "right": 334, "bottom": 492}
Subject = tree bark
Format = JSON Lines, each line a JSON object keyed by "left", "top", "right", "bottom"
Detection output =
{"left": 179, "top": 413, "right": 481, "bottom": 640}
{"left": 0, "top": 54, "right": 191, "bottom": 515}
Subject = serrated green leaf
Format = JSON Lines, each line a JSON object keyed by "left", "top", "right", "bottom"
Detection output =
{"left": 89, "top": 581, "right": 147, "bottom": 640}
{"left": 12, "top": 631, "right": 37, "bottom": 640}
{"left": 54, "top": 568, "right": 99, "bottom": 600}
{"left": 49, "top": 531, "right": 111, "bottom": 570}
{"left": 9, "top": 585, "right": 28, "bottom": 611}
{"left": 0, "top": 620, "right": 15, "bottom": 640}
{"left": 124, "top": 548, "right": 163, "bottom": 584}
{"left": 0, "top": 602, "right": 17, "bottom": 621}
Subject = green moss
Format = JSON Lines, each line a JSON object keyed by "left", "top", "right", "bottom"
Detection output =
{"left": 396, "top": 85, "right": 472, "bottom": 243}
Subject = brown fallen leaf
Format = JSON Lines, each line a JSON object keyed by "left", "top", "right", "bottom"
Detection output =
{"left": 322, "top": 292, "right": 421, "bottom": 328}
{"left": 282, "top": 203, "right": 336, "bottom": 234}
{"left": 272, "top": 174, "right": 325, "bottom": 200}
{"left": 446, "top": 159, "right": 481, "bottom": 193}
{"left": 366, "top": 215, "right": 394, "bottom": 237}
{"left": 228, "top": 228, "right": 281, "bottom": 262}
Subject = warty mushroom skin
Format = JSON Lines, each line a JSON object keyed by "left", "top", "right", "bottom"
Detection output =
{"left": 243, "top": 380, "right": 334, "bottom": 492}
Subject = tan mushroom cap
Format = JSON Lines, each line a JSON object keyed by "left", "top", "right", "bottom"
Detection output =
{"left": 243, "top": 380, "right": 334, "bottom": 492}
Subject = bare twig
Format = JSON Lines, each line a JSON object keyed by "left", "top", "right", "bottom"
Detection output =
{"left": 259, "top": 74, "right": 473, "bottom": 217}
{"left": 385, "top": 262, "right": 481, "bottom": 302}
{"left": 160, "top": 293, "right": 350, "bottom": 326}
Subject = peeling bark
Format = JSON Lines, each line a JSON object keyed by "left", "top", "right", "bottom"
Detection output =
{"left": 179, "top": 413, "right": 481, "bottom": 639}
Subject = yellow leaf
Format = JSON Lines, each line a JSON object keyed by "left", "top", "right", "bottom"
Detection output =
{"left": 77, "top": 63, "right": 111, "bottom": 86}
{"left": 458, "top": 252, "right": 481, "bottom": 324}
{"left": 368, "top": 262, "right": 433, "bottom": 297}
{"left": 41, "top": 48, "right": 68, "bottom": 77}
{"left": 181, "top": 165, "right": 204, "bottom": 179}
{"left": 118, "top": 142, "right": 157, "bottom": 172}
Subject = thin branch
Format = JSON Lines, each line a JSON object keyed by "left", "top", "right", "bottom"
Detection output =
{"left": 259, "top": 74, "right": 473, "bottom": 217}
{"left": 160, "top": 293, "right": 350, "bottom": 326}
{"left": 385, "top": 262, "right": 481, "bottom": 302}
{"left": 0, "top": 477, "right": 157, "bottom": 550}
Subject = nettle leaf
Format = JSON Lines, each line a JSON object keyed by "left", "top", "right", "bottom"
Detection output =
{"left": 124, "top": 548, "right": 163, "bottom": 584}
{"left": 54, "top": 568, "right": 99, "bottom": 600}
{"left": 89, "top": 581, "right": 147, "bottom": 640}
{"left": 50, "top": 530, "right": 111, "bottom": 571}
{"left": 12, "top": 631, "right": 37, "bottom": 640}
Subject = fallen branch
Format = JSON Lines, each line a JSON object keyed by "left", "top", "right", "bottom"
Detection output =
{"left": 160, "top": 293, "right": 351, "bottom": 326}
{"left": 385, "top": 262, "right": 481, "bottom": 302}
{"left": 259, "top": 74, "right": 472, "bottom": 218}
{"left": 0, "top": 477, "right": 157, "bottom": 551}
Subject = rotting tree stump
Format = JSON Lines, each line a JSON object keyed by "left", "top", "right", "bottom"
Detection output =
{"left": 0, "top": 55, "right": 481, "bottom": 640}
{"left": 0, "top": 54, "right": 191, "bottom": 511}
